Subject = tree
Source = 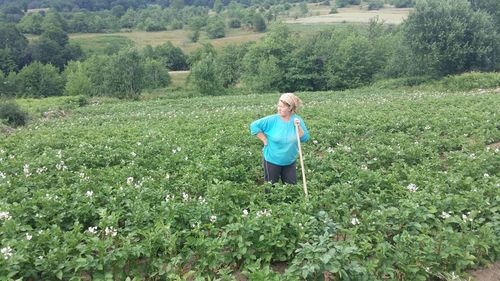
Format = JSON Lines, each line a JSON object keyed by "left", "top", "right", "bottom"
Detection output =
{"left": 368, "top": 0, "right": 384, "bottom": 10}
{"left": 111, "top": 5, "right": 126, "bottom": 17}
{"left": 0, "top": 24, "right": 29, "bottom": 72}
{"left": 215, "top": 43, "right": 251, "bottom": 87}
{"left": 298, "top": 2, "right": 308, "bottom": 16}
{"left": 188, "top": 15, "right": 208, "bottom": 30}
{"left": 0, "top": 3, "right": 24, "bottom": 23}
{"left": 63, "top": 60, "right": 92, "bottom": 96}
{"left": 142, "top": 58, "right": 171, "bottom": 89}
{"left": 82, "top": 55, "right": 110, "bottom": 96}
{"left": 103, "top": 48, "right": 144, "bottom": 99}
{"left": 206, "top": 16, "right": 225, "bottom": 39}
{"left": 0, "top": 48, "right": 19, "bottom": 74}
{"left": 67, "top": 12, "right": 91, "bottom": 33}
{"left": 189, "top": 53, "right": 225, "bottom": 95}
{"left": 120, "top": 9, "right": 138, "bottom": 28}
{"left": 326, "top": 34, "right": 380, "bottom": 89}
{"left": 468, "top": 0, "right": 500, "bottom": 33}
{"left": 252, "top": 13, "right": 266, "bottom": 32}
{"left": 241, "top": 24, "right": 295, "bottom": 91}
{"left": 0, "top": 70, "right": 5, "bottom": 96}
{"left": 337, "top": 0, "right": 361, "bottom": 8}
{"left": 41, "top": 26, "right": 69, "bottom": 46}
{"left": 243, "top": 55, "right": 282, "bottom": 92}
{"left": 15, "top": 62, "right": 64, "bottom": 98}
{"left": 285, "top": 31, "right": 332, "bottom": 91}
{"left": 17, "top": 12, "right": 44, "bottom": 35}
{"left": 403, "top": 0, "right": 500, "bottom": 76}
{"left": 228, "top": 18, "right": 241, "bottom": 28}
{"left": 388, "top": 0, "right": 415, "bottom": 8}
{"left": 154, "top": 42, "right": 188, "bottom": 71}
{"left": 213, "top": 0, "right": 223, "bottom": 13}
{"left": 41, "top": 10, "right": 67, "bottom": 32}
{"left": 188, "top": 43, "right": 216, "bottom": 66}
{"left": 2, "top": 71, "right": 18, "bottom": 97}
{"left": 171, "top": 0, "right": 185, "bottom": 10}
{"left": 27, "top": 37, "right": 65, "bottom": 68}
{"left": 27, "top": 26, "right": 81, "bottom": 70}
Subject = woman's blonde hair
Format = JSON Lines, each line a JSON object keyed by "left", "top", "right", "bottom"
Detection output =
{"left": 279, "top": 93, "right": 303, "bottom": 113}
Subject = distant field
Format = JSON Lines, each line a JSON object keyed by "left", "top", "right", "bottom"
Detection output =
{"left": 286, "top": 6, "right": 411, "bottom": 24}
{"left": 67, "top": 5, "right": 410, "bottom": 54}
{"left": 169, "top": 71, "right": 190, "bottom": 88}
{"left": 71, "top": 35, "right": 134, "bottom": 57}
{"left": 69, "top": 29, "right": 265, "bottom": 54}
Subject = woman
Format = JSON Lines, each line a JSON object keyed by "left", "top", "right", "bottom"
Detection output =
{"left": 250, "top": 93, "right": 310, "bottom": 185}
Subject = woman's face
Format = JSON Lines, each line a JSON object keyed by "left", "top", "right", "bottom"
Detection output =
{"left": 277, "top": 100, "right": 292, "bottom": 118}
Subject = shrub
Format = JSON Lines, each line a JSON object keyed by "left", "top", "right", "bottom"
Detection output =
{"left": 0, "top": 101, "right": 28, "bottom": 127}
{"left": 62, "top": 95, "right": 89, "bottom": 108}
{"left": 188, "top": 30, "right": 200, "bottom": 43}
{"left": 15, "top": 62, "right": 64, "bottom": 98}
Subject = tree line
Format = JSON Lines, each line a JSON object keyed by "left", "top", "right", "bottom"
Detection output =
{"left": 6, "top": 3, "right": 270, "bottom": 35}
{"left": 1, "top": 0, "right": 499, "bottom": 99}
{"left": 190, "top": 0, "right": 500, "bottom": 95}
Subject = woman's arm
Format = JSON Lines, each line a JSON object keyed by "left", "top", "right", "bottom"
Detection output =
{"left": 256, "top": 132, "right": 268, "bottom": 146}
{"left": 294, "top": 117, "right": 309, "bottom": 142}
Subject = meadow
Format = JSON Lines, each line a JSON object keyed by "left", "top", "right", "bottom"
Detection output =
{"left": 1, "top": 84, "right": 498, "bottom": 280}
{"left": 286, "top": 6, "right": 411, "bottom": 25}
{"left": 69, "top": 28, "right": 265, "bottom": 55}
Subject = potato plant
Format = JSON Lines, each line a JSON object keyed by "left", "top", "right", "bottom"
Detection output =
{"left": 0, "top": 88, "right": 498, "bottom": 280}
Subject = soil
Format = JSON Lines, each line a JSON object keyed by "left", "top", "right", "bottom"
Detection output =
{"left": 469, "top": 262, "right": 500, "bottom": 281}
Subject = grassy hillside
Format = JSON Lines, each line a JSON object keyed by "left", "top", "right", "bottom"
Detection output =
{"left": 1, "top": 84, "right": 498, "bottom": 279}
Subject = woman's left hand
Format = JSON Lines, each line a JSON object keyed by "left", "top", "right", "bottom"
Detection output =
{"left": 294, "top": 118, "right": 300, "bottom": 126}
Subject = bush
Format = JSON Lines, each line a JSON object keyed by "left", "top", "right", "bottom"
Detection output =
{"left": 0, "top": 101, "right": 28, "bottom": 127}
{"left": 371, "top": 76, "right": 433, "bottom": 89}
{"left": 429, "top": 71, "right": 500, "bottom": 91}
{"left": 188, "top": 30, "right": 200, "bottom": 43}
{"left": 63, "top": 95, "right": 89, "bottom": 108}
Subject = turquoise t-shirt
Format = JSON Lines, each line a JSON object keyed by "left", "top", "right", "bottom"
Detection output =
{"left": 250, "top": 114, "right": 310, "bottom": 166}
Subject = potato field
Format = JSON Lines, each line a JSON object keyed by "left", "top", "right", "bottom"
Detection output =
{"left": 0, "top": 88, "right": 499, "bottom": 280}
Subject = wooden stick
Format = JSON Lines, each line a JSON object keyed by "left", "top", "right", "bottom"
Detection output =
{"left": 295, "top": 122, "right": 308, "bottom": 198}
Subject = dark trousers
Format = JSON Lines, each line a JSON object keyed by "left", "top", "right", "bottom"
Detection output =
{"left": 263, "top": 159, "right": 297, "bottom": 185}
